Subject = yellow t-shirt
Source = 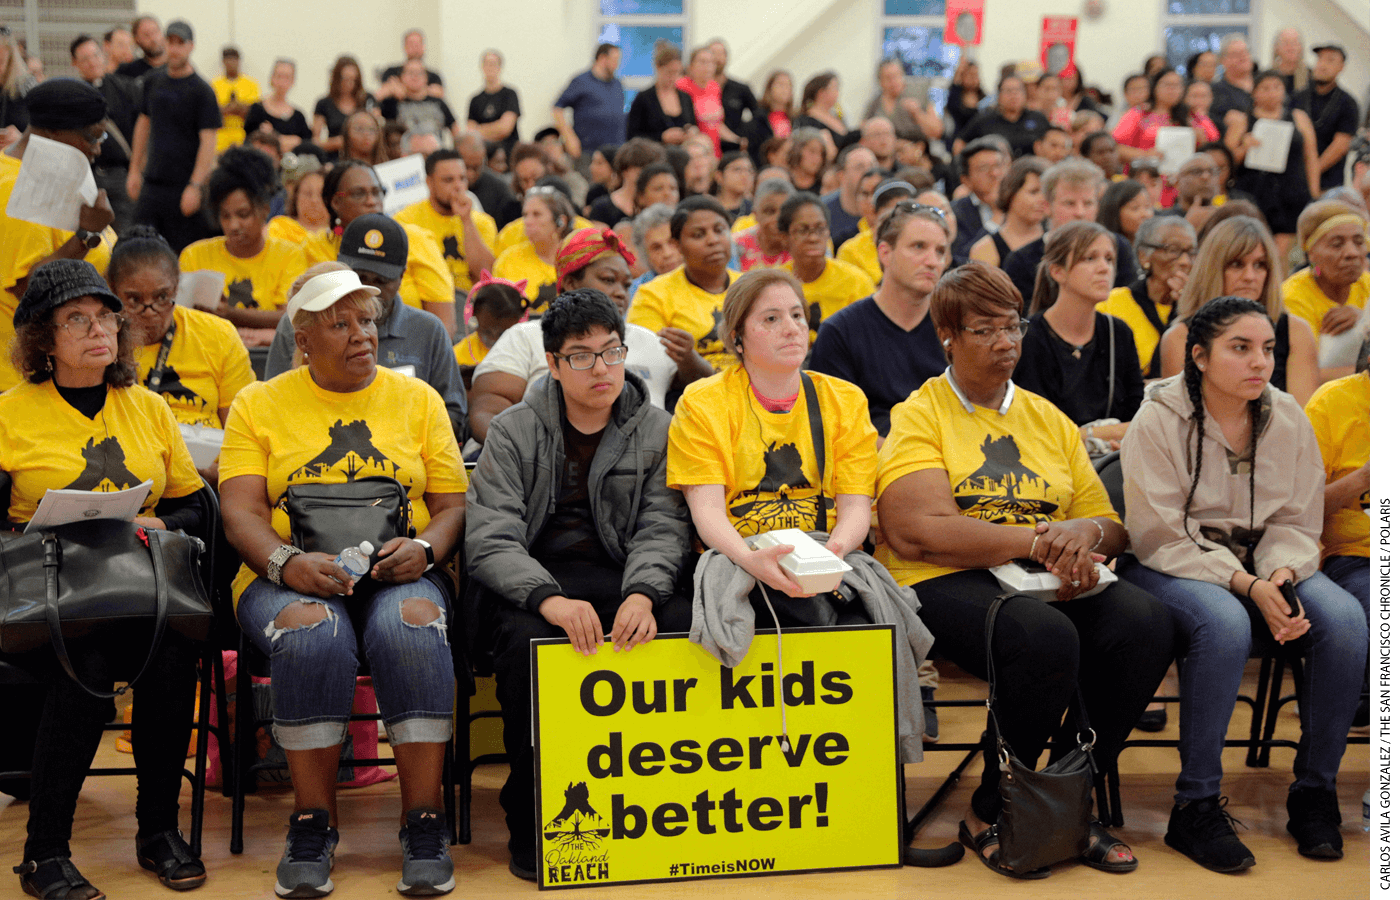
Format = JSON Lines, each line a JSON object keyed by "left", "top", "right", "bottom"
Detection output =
{"left": 304, "top": 224, "right": 453, "bottom": 312}
{"left": 494, "top": 215, "right": 593, "bottom": 256}
{"left": 0, "top": 154, "right": 115, "bottom": 391}
{"left": 667, "top": 366, "right": 878, "bottom": 536}
{"left": 491, "top": 242, "right": 557, "bottom": 315}
{"left": 1282, "top": 269, "right": 1369, "bottom": 341}
{"left": 731, "top": 213, "right": 757, "bottom": 234}
{"left": 211, "top": 74, "right": 261, "bottom": 153}
{"left": 782, "top": 258, "right": 875, "bottom": 341}
{"left": 836, "top": 229, "right": 881, "bottom": 285}
{"left": 266, "top": 215, "right": 310, "bottom": 247}
{"left": 179, "top": 236, "right": 304, "bottom": 312}
{"left": 0, "top": 381, "right": 203, "bottom": 523}
{"left": 453, "top": 331, "right": 490, "bottom": 367}
{"left": 1304, "top": 371, "right": 1369, "bottom": 560}
{"left": 1098, "top": 285, "right": 1172, "bottom": 376}
{"left": 395, "top": 199, "right": 498, "bottom": 294}
{"left": 628, "top": 266, "right": 740, "bottom": 369}
{"left": 874, "top": 375, "right": 1118, "bottom": 586}
{"left": 219, "top": 366, "right": 468, "bottom": 601}
{"left": 135, "top": 306, "right": 257, "bottom": 428}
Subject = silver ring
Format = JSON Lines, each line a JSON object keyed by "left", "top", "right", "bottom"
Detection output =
{"left": 1071, "top": 580, "right": 1082, "bottom": 587}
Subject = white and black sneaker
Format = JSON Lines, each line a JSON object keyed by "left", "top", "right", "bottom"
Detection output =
{"left": 397, "top": 808, "right": 455, "bottom": 896}
{"left": 276, "top": 809, "right": 339, "bottom": 898}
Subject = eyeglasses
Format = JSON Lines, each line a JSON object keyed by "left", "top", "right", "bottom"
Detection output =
{"left": 125, "top": 294, "right": 175, "bottom": 314}
{"left": 892, "top": 199, "right": 947, "bottom": 222}
{"left": 789, "top": 223, "right": 828, "bottom": 240}
{"left": 336, "top": 186, "right": 383, "bottom": 202}
{"left": 554, "top": 345, "right": 628, "bottom": 370}
{"left": 1143, "top": 243, "right": 1197, "bottom": 261}
{"left": 57, "top": 310, "right": 124, "bottom": 335}
{"left": 961, "top": 319, "right": 1030, "bottom": 344}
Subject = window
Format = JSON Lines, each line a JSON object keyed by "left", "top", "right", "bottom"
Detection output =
{"left": 878, "top": 0, "right": 960, "bottom": 115}
{"left": 598, "top": 0, "right": 687, "bottom": 112}
{"left": 1162, "top": 0, "right": 1253, "bottom": 76}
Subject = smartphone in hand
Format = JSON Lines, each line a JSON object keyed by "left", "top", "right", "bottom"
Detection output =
{"left": 1279, "top": 579, "right": 1300, "bottom": 617}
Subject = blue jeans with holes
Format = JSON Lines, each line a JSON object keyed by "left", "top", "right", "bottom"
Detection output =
{"left": 237, "top": 576, "right": 455, "bottom": 751}
{"left": 1120, "top": 564, "right": 1366, "bottom": 803}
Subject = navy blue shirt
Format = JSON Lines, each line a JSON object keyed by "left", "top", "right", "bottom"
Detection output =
{"left": 823, "top": 191, "right": 863, "bottom": 251}
{"left": 556, "top": 69, "right": 626, "bottom": 154}
{"left": 808, "top": 296, "right": 947, "bottom": 436}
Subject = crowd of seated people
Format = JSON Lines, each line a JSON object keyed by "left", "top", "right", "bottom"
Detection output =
{"left": 0, "top": 13, "right": 1370, "bottom": 897}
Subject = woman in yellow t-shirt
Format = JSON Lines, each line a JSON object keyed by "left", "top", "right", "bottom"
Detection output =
{"left": 219, "top": 265, "right": 466, "bottom": 896}
{"left": 1, "top": 260, "right": 209, "bottom": 897}
{"left": 265, "top": 156, "right": 329, "bottom": 247}
{"left": 629, "top": 195, "right": 740, "bottom": 369}
{"left": 491, "top": 185, "right": 573, "bottom": 316}
{"left": 1283, "top": 199, "right": 1369, "bottom": 379}
{"left": 668, "top": 268, "right": 878, "bottom": 622}
{"left": 178, "top": 147, "right": 305, "bottom": 347}
{"left": 875, "top": 262, "right": 1172, "bottom": 878}
{"left": 1096, "top": 214, "right": 1194, "bottom": 377}
{"left": 1304, "top": 346, "right": 1370, "bottom": 611}
{"left": 778, "top": 191, "right": 875, "bottom": 340}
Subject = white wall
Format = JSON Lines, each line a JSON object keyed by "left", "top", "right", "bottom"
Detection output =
{"left": 122, "top": 0, "right": 1366, "bottom": 142}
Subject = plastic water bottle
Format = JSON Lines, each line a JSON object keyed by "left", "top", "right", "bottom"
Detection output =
{"left": 1363, "top": 790, "right": 1371, "bottom": 832}
{"left": 334, "top": 541, "right": 375, "bottom": 584}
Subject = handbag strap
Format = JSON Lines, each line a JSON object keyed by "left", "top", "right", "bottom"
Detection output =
{"left": 41, "top": 527, "right": 173, "bottom": 700}
{"left": 801, "top": 372, "right": 827, "bottom": 534}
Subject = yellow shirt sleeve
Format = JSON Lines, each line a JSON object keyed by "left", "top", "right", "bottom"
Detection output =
{"left": 404, "top": 224, "right": 454, "bottom": 309}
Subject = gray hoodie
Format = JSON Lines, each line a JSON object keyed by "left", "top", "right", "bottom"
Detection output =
{"left": 464, "top": 369, "right": 690, "bottom": 611}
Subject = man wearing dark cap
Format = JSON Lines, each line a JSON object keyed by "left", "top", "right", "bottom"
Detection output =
{"left": 126, "top": 19, "right": 221, "bottom": 252}
{"left": 264, "top": 214, "right": 469, "bottom": 443}
{"left": 0, "top": 77, "right": 116, "bottom": 391}
{"left": 70, "top": 34, "right": 139, "bottom": 234}
{"left": 1295, "top": 44, "right": 1359, "bottom": 191}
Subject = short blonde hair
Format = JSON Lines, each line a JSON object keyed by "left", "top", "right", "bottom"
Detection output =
{"left": 721, "top": 268, "right": 807, "bottom": 360}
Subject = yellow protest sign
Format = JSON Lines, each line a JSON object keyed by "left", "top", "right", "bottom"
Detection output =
{"left": 531, "top": 627, "right": 901, "bottom": 888}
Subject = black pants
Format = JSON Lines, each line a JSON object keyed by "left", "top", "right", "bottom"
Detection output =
{"left": 911, "top": 570, "right": 1174, "bottom": 825}
{"left": 490, "top": 562, "right": 691, "bottom": 864}
{"left": 133, "top": 182, "right": 212, "bottom": 252}
{"left": 21, "top": 629, "right": 197, "bottom": 861}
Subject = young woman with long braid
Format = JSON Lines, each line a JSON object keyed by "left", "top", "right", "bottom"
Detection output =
{"left": 1119, "top": 295, "right": 1365, "bottom": 873}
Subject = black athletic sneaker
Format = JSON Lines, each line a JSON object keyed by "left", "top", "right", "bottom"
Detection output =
{"left": 276, "top": 809, "right": 339, "bottom": 898}
{"left": 397, "top": 808, "right": 455, "bottom": 895}
{"left": 1286, "top": 787, "right": 1344, "bottom": 859}
{"left": 1165, "top": 795, "right": 1256, "bottom": 873}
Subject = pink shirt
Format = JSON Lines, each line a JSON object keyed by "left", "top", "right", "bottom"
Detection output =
{"left": 677, "top": 76, "right": 723, "bottom": 156}
{"left": 1112, "top": 107, "right": 1220, "bottom": 207}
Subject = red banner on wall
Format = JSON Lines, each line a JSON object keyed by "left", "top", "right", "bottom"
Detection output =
{"left": 1039, "top": 16, "right": 1078, "bottom": 78}
{"left": 946, "top": 0, "right": 985, "bottom": 46}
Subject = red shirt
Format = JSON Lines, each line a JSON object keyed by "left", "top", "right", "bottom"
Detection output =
{"left": 677, "top": 76, "right": 723, "bottom": 156}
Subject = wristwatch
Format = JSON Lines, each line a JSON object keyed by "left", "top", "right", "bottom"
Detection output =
{"left": 74, "top": 229, "right": 102, "bottom": 250}
{"left": 266, "top": 544, "right": 304, "bottom": 585}
{"left": 413, "top": 538, "right": 435, "bottom": 572}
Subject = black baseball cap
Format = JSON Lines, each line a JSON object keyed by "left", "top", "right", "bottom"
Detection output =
{"left": 1312, "top": 43, "right": 1346, "bottom": 61}
{"left": 338, "top": 214, "right": 408, "bottom": 279}
{"left": 165, "top": 20, "right": 193, "bottom": 42}
{"left": 15, "top": 259, "right": 122, "bottom": 327}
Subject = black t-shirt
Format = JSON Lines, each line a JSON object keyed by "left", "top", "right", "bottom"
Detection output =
{"left": 626, "top": 86, "right": 696, "bottom": 144}
{"left": 958, "top": 108, "right": 1049, "bottom": 158}
{"left": 587, "top": 193, "right": 627, "bottom": 228}
{"left": 534, "top": 418, "right": 610, "bottom": 564}
{"left": 244, "top": 103, "right": 313, "bottom": 140}
{"left": 94, "top": 75, "right": 141, "bottom": 167}
{"left": 382, "top": 64, "right": 443, "bottom": 87}
{"left": 379, "top": 95, "right": 455, "bottom": 134}
{"left": 312, "top": 96, "right": 376, "bottom": 141}
{"left": 1013, "top": 312, "right": 1143, "bottom": 426}
{"left": 808, "top": 296, "right": 947, "bottom": 436}
{"left": 1208, "top": 80, "right": 1252, "bottom": 135}
{"left": 117, "top": 57, "right": 157, "bottom": 79}
{"left": 468, "top": 86, "right": 521, "bottom": 144}
{"left": 720, "top": 78, "right": 760, "bottom": 150}
{"left": 1003, "top": 234, "right": 1136, "bottom": 311}
{"left": 1296, "top": 84, "right": 1360, "bottom": 189}
{"left": 139, "top": 70, "right": 222, "bottom": 187}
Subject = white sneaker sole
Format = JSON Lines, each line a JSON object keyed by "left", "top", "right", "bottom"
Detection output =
{"left": 396, "top": 874, "right": 456, "bottom": 895}
{"left": 274, "top": 877, "right": 334, "bottom": 898}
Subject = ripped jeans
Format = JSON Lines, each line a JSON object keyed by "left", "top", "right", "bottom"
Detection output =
{"left": 236, "top": 576, "right": 455, "bottom": 751}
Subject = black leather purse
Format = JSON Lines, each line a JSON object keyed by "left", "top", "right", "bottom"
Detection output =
{"left": 985, "top": 593, "right": 1095, "bottom": 874}
{"left": 283, "top": 476, "right": 411, "bottom": 556}
{"left": 0, "top": 520, "right": 212, "bottom": 698}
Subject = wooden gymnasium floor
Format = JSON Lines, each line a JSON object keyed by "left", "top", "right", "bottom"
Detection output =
{"left": 0, "top": 660, "right": 1370, "bottom": 900}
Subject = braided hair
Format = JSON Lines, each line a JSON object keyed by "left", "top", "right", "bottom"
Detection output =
{"left": 1180, "top": 295, "right": 1271, "bottom": 558}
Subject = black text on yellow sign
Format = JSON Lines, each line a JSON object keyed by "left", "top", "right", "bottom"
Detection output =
{"left": 531, "top": 627, "right": 901, "bottom": 888}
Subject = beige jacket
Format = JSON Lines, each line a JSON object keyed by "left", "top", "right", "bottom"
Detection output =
{"left": 1121, "top": 375, "right": 1324, "bottom": 587}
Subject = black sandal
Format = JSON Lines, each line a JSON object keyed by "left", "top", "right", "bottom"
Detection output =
{"left": 136, "top": 830, "right": 207, "bottom": 891}
{"left": 13, "top": 857, "right": 104, "bottom": 900}
{"left": 958, "top": 820, "right": 1051, "bottom": 880}
{"left": 1081, "top": 819, "right": 1139, "bottom": 873}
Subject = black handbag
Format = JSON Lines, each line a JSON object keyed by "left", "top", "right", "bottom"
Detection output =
{"left": 0, "top": 520, "right": 212, "bottom": 698}
{"left": 283, "top": 476, "right": 411, "bottom": 556}
{"left": 985, "top": 593, "right": 1096, "bottom": 874}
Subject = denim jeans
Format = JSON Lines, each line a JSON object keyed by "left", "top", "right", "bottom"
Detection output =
{"left": 237, "top": 577, "right": 455, "bottom": 750}
{"left": 1120, "top": 565, "right": 1367, "bottom": 803}
{"left": 1323, "top": 555, "right": 1369, "bottom": 623}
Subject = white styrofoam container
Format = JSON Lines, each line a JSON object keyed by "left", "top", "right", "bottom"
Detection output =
{"left": 747, "top": 528, "right": 853, "bottom": 594}
{"left": 988, "top": 559, "right": 1118, "bottom": 602}
{"left": 177, "top": 424, "right": 225, "bottom": 469}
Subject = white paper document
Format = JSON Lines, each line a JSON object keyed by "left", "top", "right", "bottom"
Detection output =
{"left": 5, "top": 134, "right": 100, "bottom": 232}
{"left": 1244, "top": 118, "right": 1294, "bottom": 174}
{"left": 25, "top": 480, "right": 155, "bottom": 533}
{"left": 175, "top": 270, "right": 226, "bottom": 308}
{"left": 1153, "top": 126, "right": 1196, "bottom": 175}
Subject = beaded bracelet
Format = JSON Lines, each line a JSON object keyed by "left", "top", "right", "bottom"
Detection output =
{"left": 1089, "top": 518, "right": 1105, "bottom": 552}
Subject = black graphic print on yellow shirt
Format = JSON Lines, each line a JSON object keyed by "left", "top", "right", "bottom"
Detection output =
{"left": 953, "top": 434, "right": 1057, "bottom": 524}
{"left": 729, "top": 440, "right": 833, "bottom": 533}
{"left": 64, "top": 436, "right": 143, "bottom": 491}
{"left": 442, "top": 235, "right": 462, "bottom": 261}
{"left": 227, "top": 278, "right": 256, "bottom": 309}
{"left": 292, "top": 419, "right": 406, "bottom": 484}
{"left": 149, "top": 364, "right": 205, "bottom": 409}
